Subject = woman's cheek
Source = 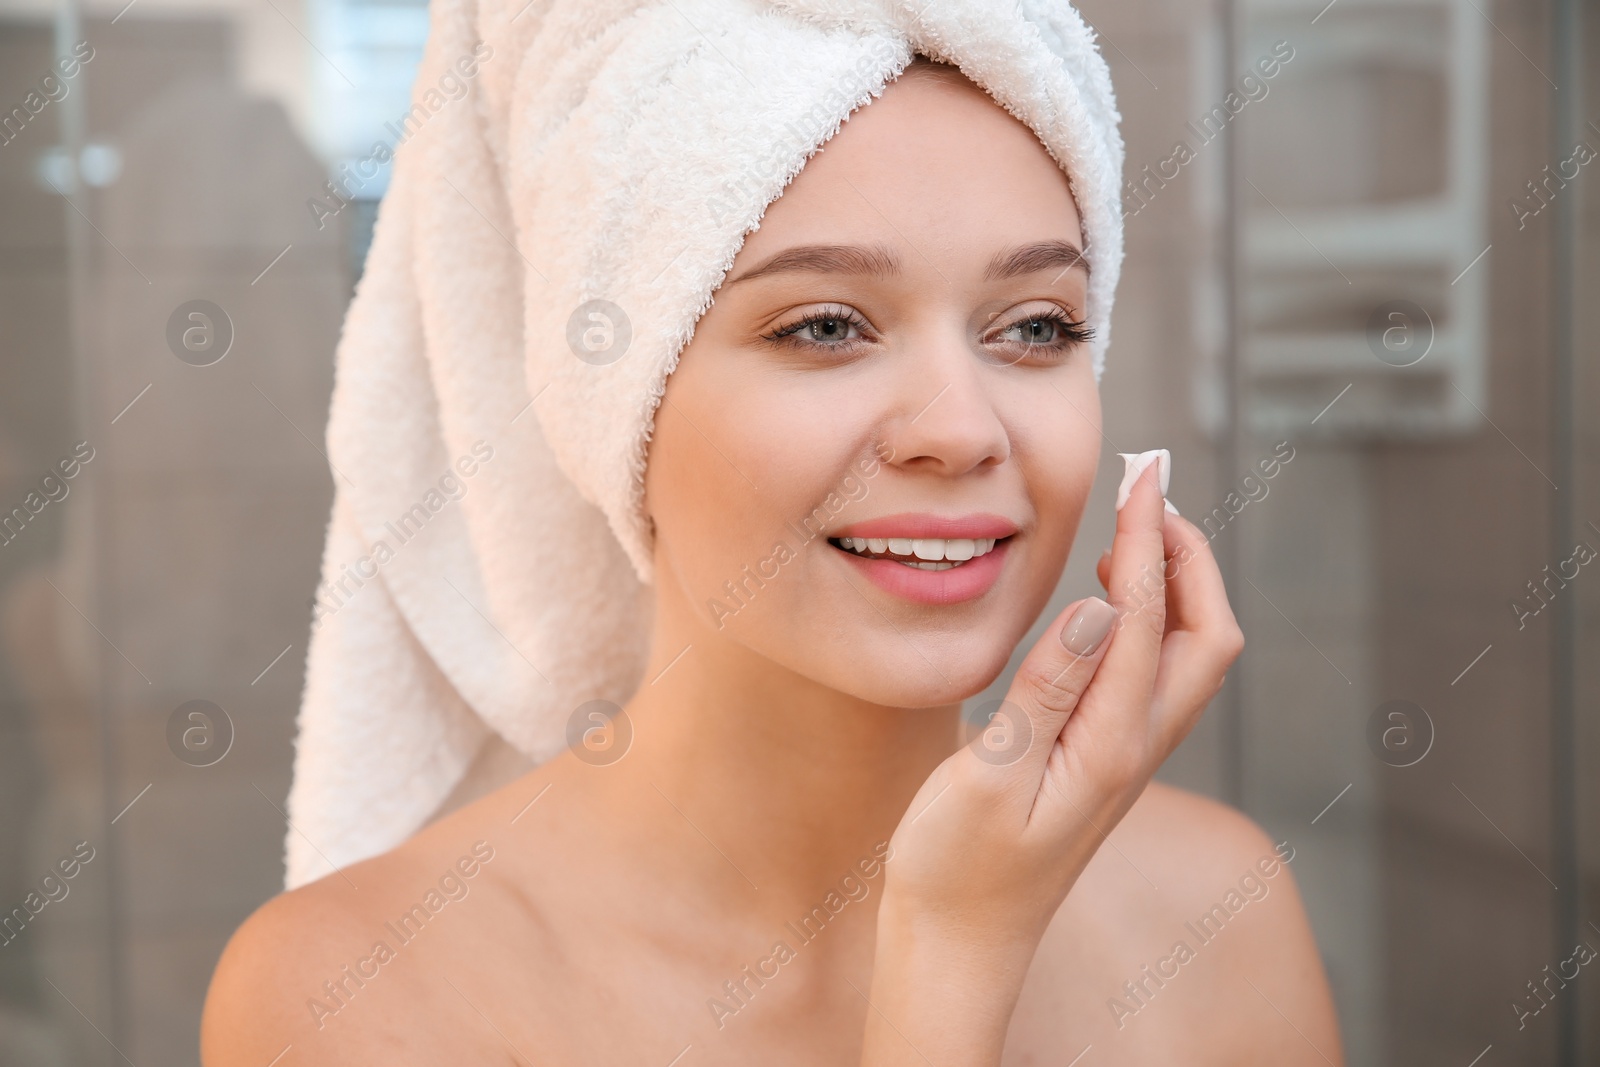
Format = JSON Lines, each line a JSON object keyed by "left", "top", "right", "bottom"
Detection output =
{"left": 660, "top": 446, "right": 827, "bottom": 616}
{"left": 1009, "top": 380, "right": 1099, "bottom": 558}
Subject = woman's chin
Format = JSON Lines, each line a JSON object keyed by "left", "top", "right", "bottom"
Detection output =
{"left": 814, "top": 647, "right": 1017, "bottom": 711}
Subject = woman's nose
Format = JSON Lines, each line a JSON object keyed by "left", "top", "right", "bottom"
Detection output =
{"left": 879, "top": 337, "right": 1011, "bottom": 478}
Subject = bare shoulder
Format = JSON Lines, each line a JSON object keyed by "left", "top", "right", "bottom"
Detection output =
{"left": 1119, "top": 779, "right": 1290, "bottom": 878}
{"left": 1094, "top": 781, "right": 1343, "bottom": 1063}
{"left": 200, "top": 786, "right": 522, "bottom": 1065}
{"left": 200, "top": 861, "right": 380, "bottom": 1064}
{"left": 1017, "top": 782, "right": 1344, "bottom": 1065}
{"left": 1117, "top": 782, "right": 1323, "bottom": 989}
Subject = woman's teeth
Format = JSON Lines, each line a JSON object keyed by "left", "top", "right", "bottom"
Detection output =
{"left": 835, "top": 536, "right": 1001, "bottom": 570}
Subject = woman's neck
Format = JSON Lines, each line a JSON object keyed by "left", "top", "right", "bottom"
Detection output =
{"left": 599, "top": 588, "right": 962, "bottom": 917}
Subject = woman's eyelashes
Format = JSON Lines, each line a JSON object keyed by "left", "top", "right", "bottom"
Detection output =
{"left": 757, "top": 302, "right": 1094, "bottom": 361}
{"left": 989, "top": 308, "right": 1094, "bottom": 352}
{"left": 762, "top": 304, "right": 874, "bottom": 350}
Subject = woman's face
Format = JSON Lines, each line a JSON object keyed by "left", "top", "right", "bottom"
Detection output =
{"left": 643, "top": 64, "right": 1102, "bottom": 708}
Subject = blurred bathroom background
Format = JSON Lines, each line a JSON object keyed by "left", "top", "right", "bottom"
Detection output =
{"left": 0, "top": 0, "right": 1595, "bottom": 1061}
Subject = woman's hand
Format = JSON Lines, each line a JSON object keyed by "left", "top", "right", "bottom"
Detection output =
{"left": 859, "top": 461, "right": 1245, "bottom": 1066}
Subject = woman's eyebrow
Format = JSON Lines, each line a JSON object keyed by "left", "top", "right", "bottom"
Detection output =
{"left": 983, "top": 240, "right": 1090, "bottom": 281}
{"left": 722, "top": 238, "right": 1090, "bottom": 286}
{"left": 725, "top": 243, "right": 902, "bottom": 285}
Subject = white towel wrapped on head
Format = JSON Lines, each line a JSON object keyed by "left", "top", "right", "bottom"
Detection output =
{"left": 285, "top": 0, "right": 1126, "bottom": 890}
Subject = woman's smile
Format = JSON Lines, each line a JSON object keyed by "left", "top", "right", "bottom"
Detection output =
{"left": 828, "top": 512, "right": 1018, "bottom": 604}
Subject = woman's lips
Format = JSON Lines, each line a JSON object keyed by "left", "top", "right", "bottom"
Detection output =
{"left": 827, "top": 514, "right": 1019, "bottom": 605}
{"left": 831, "top": 513, "right": 1018, "bottom": 541}
{"left": 833, "top": 536, "right": 1012, "bottom": 604}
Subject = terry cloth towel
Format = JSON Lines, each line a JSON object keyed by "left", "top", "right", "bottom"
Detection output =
{"left": 284, "top": 0, "right": 1126, "bottom": 889}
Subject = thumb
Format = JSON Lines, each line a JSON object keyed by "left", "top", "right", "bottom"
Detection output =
{"left": 967, "top": 596, "right": 1120, "bottom": 780}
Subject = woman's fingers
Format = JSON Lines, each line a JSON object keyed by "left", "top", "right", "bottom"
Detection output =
{"left": 970, "top": 464, "right": 1165, "bottom": 793}
{"left": 1090, "top": 486, "right": 1242, "bottom": 744}
{"left": 1097, "top": 510, "right": 1228, "bottom": 637}
{"left": 1008, "top": 461, "right": 1170, "bottom": 818}
{"left": 1148, "top": 513, "right": 1244, "bottom": 743}
{"left": 1161, "top": 513, "right": 1241, "bottom": 643}
{"left": 971, "top": 461, "right": 1242, "bottom": 817}
{"left": 1079, "top": 462, "right": 1168, "bottom": 732}
{"left": 974, "top": 595, "right": 1119, "bottom": 793}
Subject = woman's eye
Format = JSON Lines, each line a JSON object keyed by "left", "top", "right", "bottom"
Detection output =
{"left": 793, "top": 317, "right": 861, "bottom": 344}
{"left": 761, "top": 305, "right": 1093, "bottom": 359}
{"left": 763, "top": 306, "right": 872, "bottom": 350}
{"left": 992, "top": 310, "right": 1095, "bottom": 354}
{"left": 1002, "top": 317, "right": 1061, "bottom": 345}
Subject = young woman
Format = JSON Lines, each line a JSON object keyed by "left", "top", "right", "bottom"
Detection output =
{"left": 203, "top": 47, "right": 1341, "bottom": 1067}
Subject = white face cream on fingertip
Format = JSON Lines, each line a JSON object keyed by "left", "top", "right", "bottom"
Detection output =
{"left": 1115, "top": 449, "right": 1179, "bottom": 515}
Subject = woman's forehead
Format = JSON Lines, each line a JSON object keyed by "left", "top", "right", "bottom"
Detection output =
{"left": 729, "top": 80, "right": 1086, "bottom": 285}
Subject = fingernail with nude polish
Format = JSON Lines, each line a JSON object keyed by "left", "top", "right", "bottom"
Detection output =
{"left": 1061, "top": 597, "right": 1118, "bottom": 656}
{"left": 1116, "top": 449, "right": 1179, "bottom": 515}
